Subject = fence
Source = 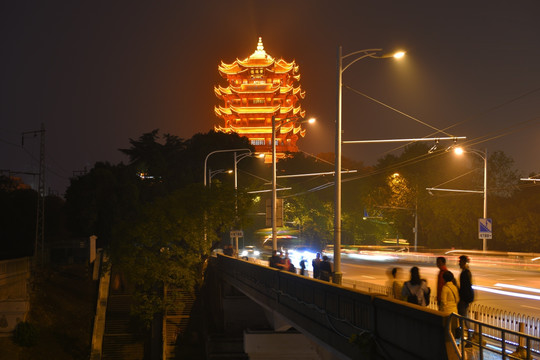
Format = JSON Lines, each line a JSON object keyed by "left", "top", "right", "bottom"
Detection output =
{"left": 448, "top": 313, "right": 540, "bottom": 359}
{"left": 343, "top": 277, "right": 540, "bottom": 357}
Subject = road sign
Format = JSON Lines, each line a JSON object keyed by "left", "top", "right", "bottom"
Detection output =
{"left": 478, "top": 218, "right": 492, "bottom": 239}
{"left": 230, "top": 230, "right": 243, "bottom": 238}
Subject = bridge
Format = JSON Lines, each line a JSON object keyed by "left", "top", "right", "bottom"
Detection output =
{"left": 212, "top": 254, "right": 452, "bottom": 360}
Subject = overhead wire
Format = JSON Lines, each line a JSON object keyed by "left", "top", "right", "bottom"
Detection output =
{"left": 281, "top": 86, "right": 540, "bottom": 197}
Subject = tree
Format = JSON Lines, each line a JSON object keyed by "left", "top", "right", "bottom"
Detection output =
{"left": 111, "top": 183, "right": 239, "bottom": 325}
{"left": 64, "top": 162, "right": 140, "bottom": 247}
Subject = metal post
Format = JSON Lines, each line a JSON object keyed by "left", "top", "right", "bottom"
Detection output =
{"left": 482, "top": 148, "right": 488, "bottom": 252}
{"left": 272, "top": 115, "right": 278, "bottom": 251}
{"left": 414, "top": 199, "right": 418, "bottom": 252}
{"left": 234, "top": 152, "right": 238, "bottom": 191}
{"left": 333, "top": 46, "right": 343, "bottom": 284}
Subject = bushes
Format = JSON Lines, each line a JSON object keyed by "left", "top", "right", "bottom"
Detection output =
{"left": 13, "top": 321, "right": 39, "bottom": 347}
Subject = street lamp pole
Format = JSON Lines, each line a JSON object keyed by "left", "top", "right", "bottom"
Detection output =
{"left": 272, "top": 115, "right": 278, "bottom": 251}
{"left": 334, "top": 46, "right": 344, "bottom": 284}
{"left": 204, "top": 148, "right": 251, "bottom": 186}
{"left": 459, "top": 148, "right": 488, "bottom": 251}
{"left": 271, "top": 115, "right": 315, "bottom": 251}
{"left": 481, "top": 148, "right": 488, "bottom": 251}
{"left": 433, "top": 147, "right": 488, "bottom": 251}
{"left": 334, "top": 47, "right": 403, "bottom": 284}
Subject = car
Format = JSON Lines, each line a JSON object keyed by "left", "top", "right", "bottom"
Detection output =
{"left": 240, "top": 245, "right": 260, "bottom": 259}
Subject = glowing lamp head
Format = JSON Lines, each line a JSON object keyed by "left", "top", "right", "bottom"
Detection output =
{"left": 307, "top": 118, "right": 316, "bottom": 124}
{"left": 454, "top": 147, "right": 464, "bottom": 156}
{"left": 393, "top": 51, "right": 406, "bottom": 59}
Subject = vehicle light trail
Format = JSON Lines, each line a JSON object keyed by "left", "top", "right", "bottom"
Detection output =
{"left": 473, "top": 285, "right": 540, "bottom": 301}
{"left": 493, "top": 283, "right": 540, "bottom": 294}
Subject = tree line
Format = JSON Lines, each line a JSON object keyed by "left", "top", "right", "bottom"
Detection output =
{"left": 2, "top": 130, "right": 538, "bottom": 324}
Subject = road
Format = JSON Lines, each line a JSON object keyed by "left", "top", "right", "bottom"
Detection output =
{"left": 339, "top": 253, "right": 540, "bottom": 319}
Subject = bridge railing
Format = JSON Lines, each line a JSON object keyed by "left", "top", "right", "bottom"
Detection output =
{"left": 343, "top": 277, "right": 540, "bottom": 349}
{"left": 217, "top": 254, "right": 450, "bottom": 360}
{"left": 448, "top": 313, "right": 540, "bottom": 359}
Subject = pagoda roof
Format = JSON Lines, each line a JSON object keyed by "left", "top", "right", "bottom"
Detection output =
{"left": 214, "top": 123, "right": 305, "bottom": 136}
{"left": 229, "top": 104, "right": 281, "bottom": 115}
{"left": 218, "top": 37, "right": 297, "bottom": 75}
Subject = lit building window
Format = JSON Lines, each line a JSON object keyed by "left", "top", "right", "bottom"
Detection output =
{"left": 251, "top": 139, "right": 265, "bottom": 146}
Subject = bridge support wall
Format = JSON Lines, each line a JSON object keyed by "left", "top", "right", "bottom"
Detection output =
{"left": 214, "top": 255, "right": 456, "bottom": 360}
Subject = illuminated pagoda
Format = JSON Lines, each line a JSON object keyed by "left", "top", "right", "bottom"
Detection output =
{"left": 214, "top": 37, "right": 306, "bottom": 158}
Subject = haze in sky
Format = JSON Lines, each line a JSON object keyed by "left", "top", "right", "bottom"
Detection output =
{"left": 1, "top": 1, "right": 539, "bottom": 194}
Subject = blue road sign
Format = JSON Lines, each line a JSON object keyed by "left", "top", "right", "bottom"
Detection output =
{"left": 478, "top": 218, "right": 492, "bottom": 239}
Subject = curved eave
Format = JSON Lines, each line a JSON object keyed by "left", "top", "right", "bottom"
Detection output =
{"left": 279, "top": 105, "right": 294, "bottom": 114}
{"left": 237, "top": 57, "right": 274, "bottom": 68}
{"left": 280, "top": 85, "right": 294, "bottom": 94}
{"left": 214, "top": 86, "right": 233, "bottom": 97}
{"left": 230, "top": 84, "right": 280, "bottom": 95}
{"left": 274, "top": 59, "right": 296, "bottom": 72}
{"left": 230, "top": 104, "right": 281, "bottom": 115}
{"left": 292, "top": 86, "right": 305, "bottom": 98}
{"left": 215, "top": 106, "right": 233, "bottom": 116}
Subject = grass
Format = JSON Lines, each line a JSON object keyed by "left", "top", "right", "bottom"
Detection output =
{"left": 0, "top": 264, "right": 97, "bottom": 360}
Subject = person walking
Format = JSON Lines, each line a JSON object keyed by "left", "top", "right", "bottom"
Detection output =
{"left": 319, "top": 255, "right": 332, "bottom": 282}
{"left": 402, "top": 266, "right": 430, "bottom": 306}
{"left": 312, "top": 252, "right": 322, "bottom": 279}
{"left": 458, "top": 255, "right": 474, "bottom": 339}
{"left": 299, "top": 257, "right": 307, "bottom": 276}
{"left": 388, "top": 267, "right": 404, "bottom": 300}
{"left": 436, "top": 256, "right": 449, "bottom": 310}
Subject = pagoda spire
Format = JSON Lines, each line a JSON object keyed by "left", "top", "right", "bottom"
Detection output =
{"left": 250, "top": 37, "right": 267, "bottom": 59}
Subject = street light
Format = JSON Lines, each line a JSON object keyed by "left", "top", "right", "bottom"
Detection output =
{"left": 234, "top": 152, "right": 264, "bottom": 191}
{"left": 204, "top": 148, "right": 251, "bottom": 186}
{"left": 208, "top": 168, "right": 233, "bottom": 186}
{"left": 233, "top": 151, "right": 264, "bottom": 252}
{"left": 334, "top": 47, "right": 404, "bottom": 284}
{"left": 271, "top": 115, "right": 315, "bottom": 251}
{"left": 454, "top": 147, "right": 488, "bottom": 251}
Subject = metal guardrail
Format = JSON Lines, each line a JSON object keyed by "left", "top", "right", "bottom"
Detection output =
{"left": 343, "top": 277, "right": 540, "bottom": 358}
{"left": 448, "top": 313, "right": 540, "bottom": 359}
{"left": 244, "top": 254, "right": 540, "bottom": 358}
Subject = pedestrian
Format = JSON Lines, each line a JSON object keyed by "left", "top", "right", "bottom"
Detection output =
{"left": 436, "top": 256, "right": 449, "bottom": 310}
{"left": 319, "top": 255, "right": 332, "bottom": 282}
{"left": 299, "top": 257, "right": 307, "bottom": 276}
{"left": 440, "top": 271, "right": 460, "bottom": 335}
{"left": 279, "top": 250, "right": 294, "bottom": 272}
{"left": 388, "top": 267, "right": 404, "bottom": 300}
{"left": 402, "top": 266, "right": 430, "bottom": 306}
{"left": 223, "top": 245, "right": 233, "bottom": 256}
{"left": 312, "top": 252, "right": 322, "bottom": 279}
{"left": 458, "top": 255, "right": 474, "bottom": 339}
{"left": 269, "top": 250, "right": 281, "bottom": 269}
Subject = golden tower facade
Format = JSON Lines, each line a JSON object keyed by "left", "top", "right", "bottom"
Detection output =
{"left": 214, "top": 38, "right": 306, "bottom": 156}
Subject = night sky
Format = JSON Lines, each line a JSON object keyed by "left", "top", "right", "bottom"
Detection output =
{"left": 2, "top": 1, "right": 539, "bottom": 195}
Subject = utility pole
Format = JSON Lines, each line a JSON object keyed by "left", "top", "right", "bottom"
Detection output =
{"left": 22, "top": 123, "right": 46, "bottom": 265}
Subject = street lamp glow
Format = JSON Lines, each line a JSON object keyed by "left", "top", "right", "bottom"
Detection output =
{"left": 393, "top": 51, "right": 406, "bottom": 59}
{"left": 454, "top": 147, "right": 464, "bottom": 155}
{"left": 307, "top": 117, "right": 316, "bottom": 124}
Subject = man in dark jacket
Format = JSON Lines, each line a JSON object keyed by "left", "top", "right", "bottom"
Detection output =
{"left": 319, "top": 255, "right": 332, "bottom": 282}
{"left": 458, "top": 255, "right": 474, "bottom": 339}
